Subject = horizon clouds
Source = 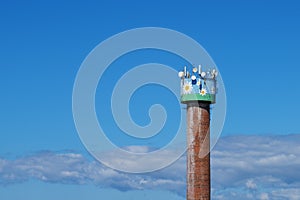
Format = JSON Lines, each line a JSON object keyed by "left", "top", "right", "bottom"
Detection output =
{"left": 0, "top": 134, "right": 300, "bottom": 199}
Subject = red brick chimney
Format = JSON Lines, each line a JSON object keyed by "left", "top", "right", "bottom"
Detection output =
{"left": 186, "top": 102, "right": 210, "bottom": 200}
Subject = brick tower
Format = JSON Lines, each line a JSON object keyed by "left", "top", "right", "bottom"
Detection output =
{"left": 179, "top": 65, "right": 217, "bottom": 200}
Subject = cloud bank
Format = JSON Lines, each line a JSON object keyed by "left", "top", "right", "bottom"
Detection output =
{"left": 1, "top": 134, "right": 300, "bottom": 199}
{"left": 211, "top": 134, "right": 300, "bottom": 199}
{"left": 0, "top": 150, "right": 186, "bottom": 195}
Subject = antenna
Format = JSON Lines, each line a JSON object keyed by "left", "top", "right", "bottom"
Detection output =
{"left": 198, "top": 64, "right": 202, "bottom": 75}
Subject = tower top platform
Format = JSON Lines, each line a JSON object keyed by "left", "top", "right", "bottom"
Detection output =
{"left": 179, "top": 65, "right": 217, "bottom": 104}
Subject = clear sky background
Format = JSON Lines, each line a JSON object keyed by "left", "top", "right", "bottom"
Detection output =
{"left": 0, "top": 0, "right": 300, "bottom": 200}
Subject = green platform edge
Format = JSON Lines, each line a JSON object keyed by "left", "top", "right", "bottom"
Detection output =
{"left": 181, "top": 93, "right": 215, "bottom": 104}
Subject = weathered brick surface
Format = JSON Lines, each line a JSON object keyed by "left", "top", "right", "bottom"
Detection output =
{"left": 187, "top": 102, "right": 210, "bottom": 200}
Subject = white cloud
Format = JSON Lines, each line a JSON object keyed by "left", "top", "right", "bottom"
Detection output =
{"left": 122, "top": 145, "right": 151, "bottom": 153}
{"left": 0, "top": 134, "right": 300, "bottom": 199}
{"left": 246, "top": 179, "right": 257, "bottom": 189}
{"left": 211, "top": 134, "right": 300, "bottom": 199}
{"left": 260, "top": 193, "right": 269, "bottom": 200}
{"left": 271, "top": 188, "right": 300, "bottom": 200}
{"left": 0, "top": 150, "right": 185, "bottom": 195}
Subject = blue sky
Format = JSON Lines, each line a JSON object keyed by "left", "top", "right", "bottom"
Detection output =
{"left": 0, "top": 0, "right": 300, "bottom": 199}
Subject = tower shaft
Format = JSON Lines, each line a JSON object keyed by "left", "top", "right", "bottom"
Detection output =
{"left": 186, "top": 102, "right": 210, "bottom": 200}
